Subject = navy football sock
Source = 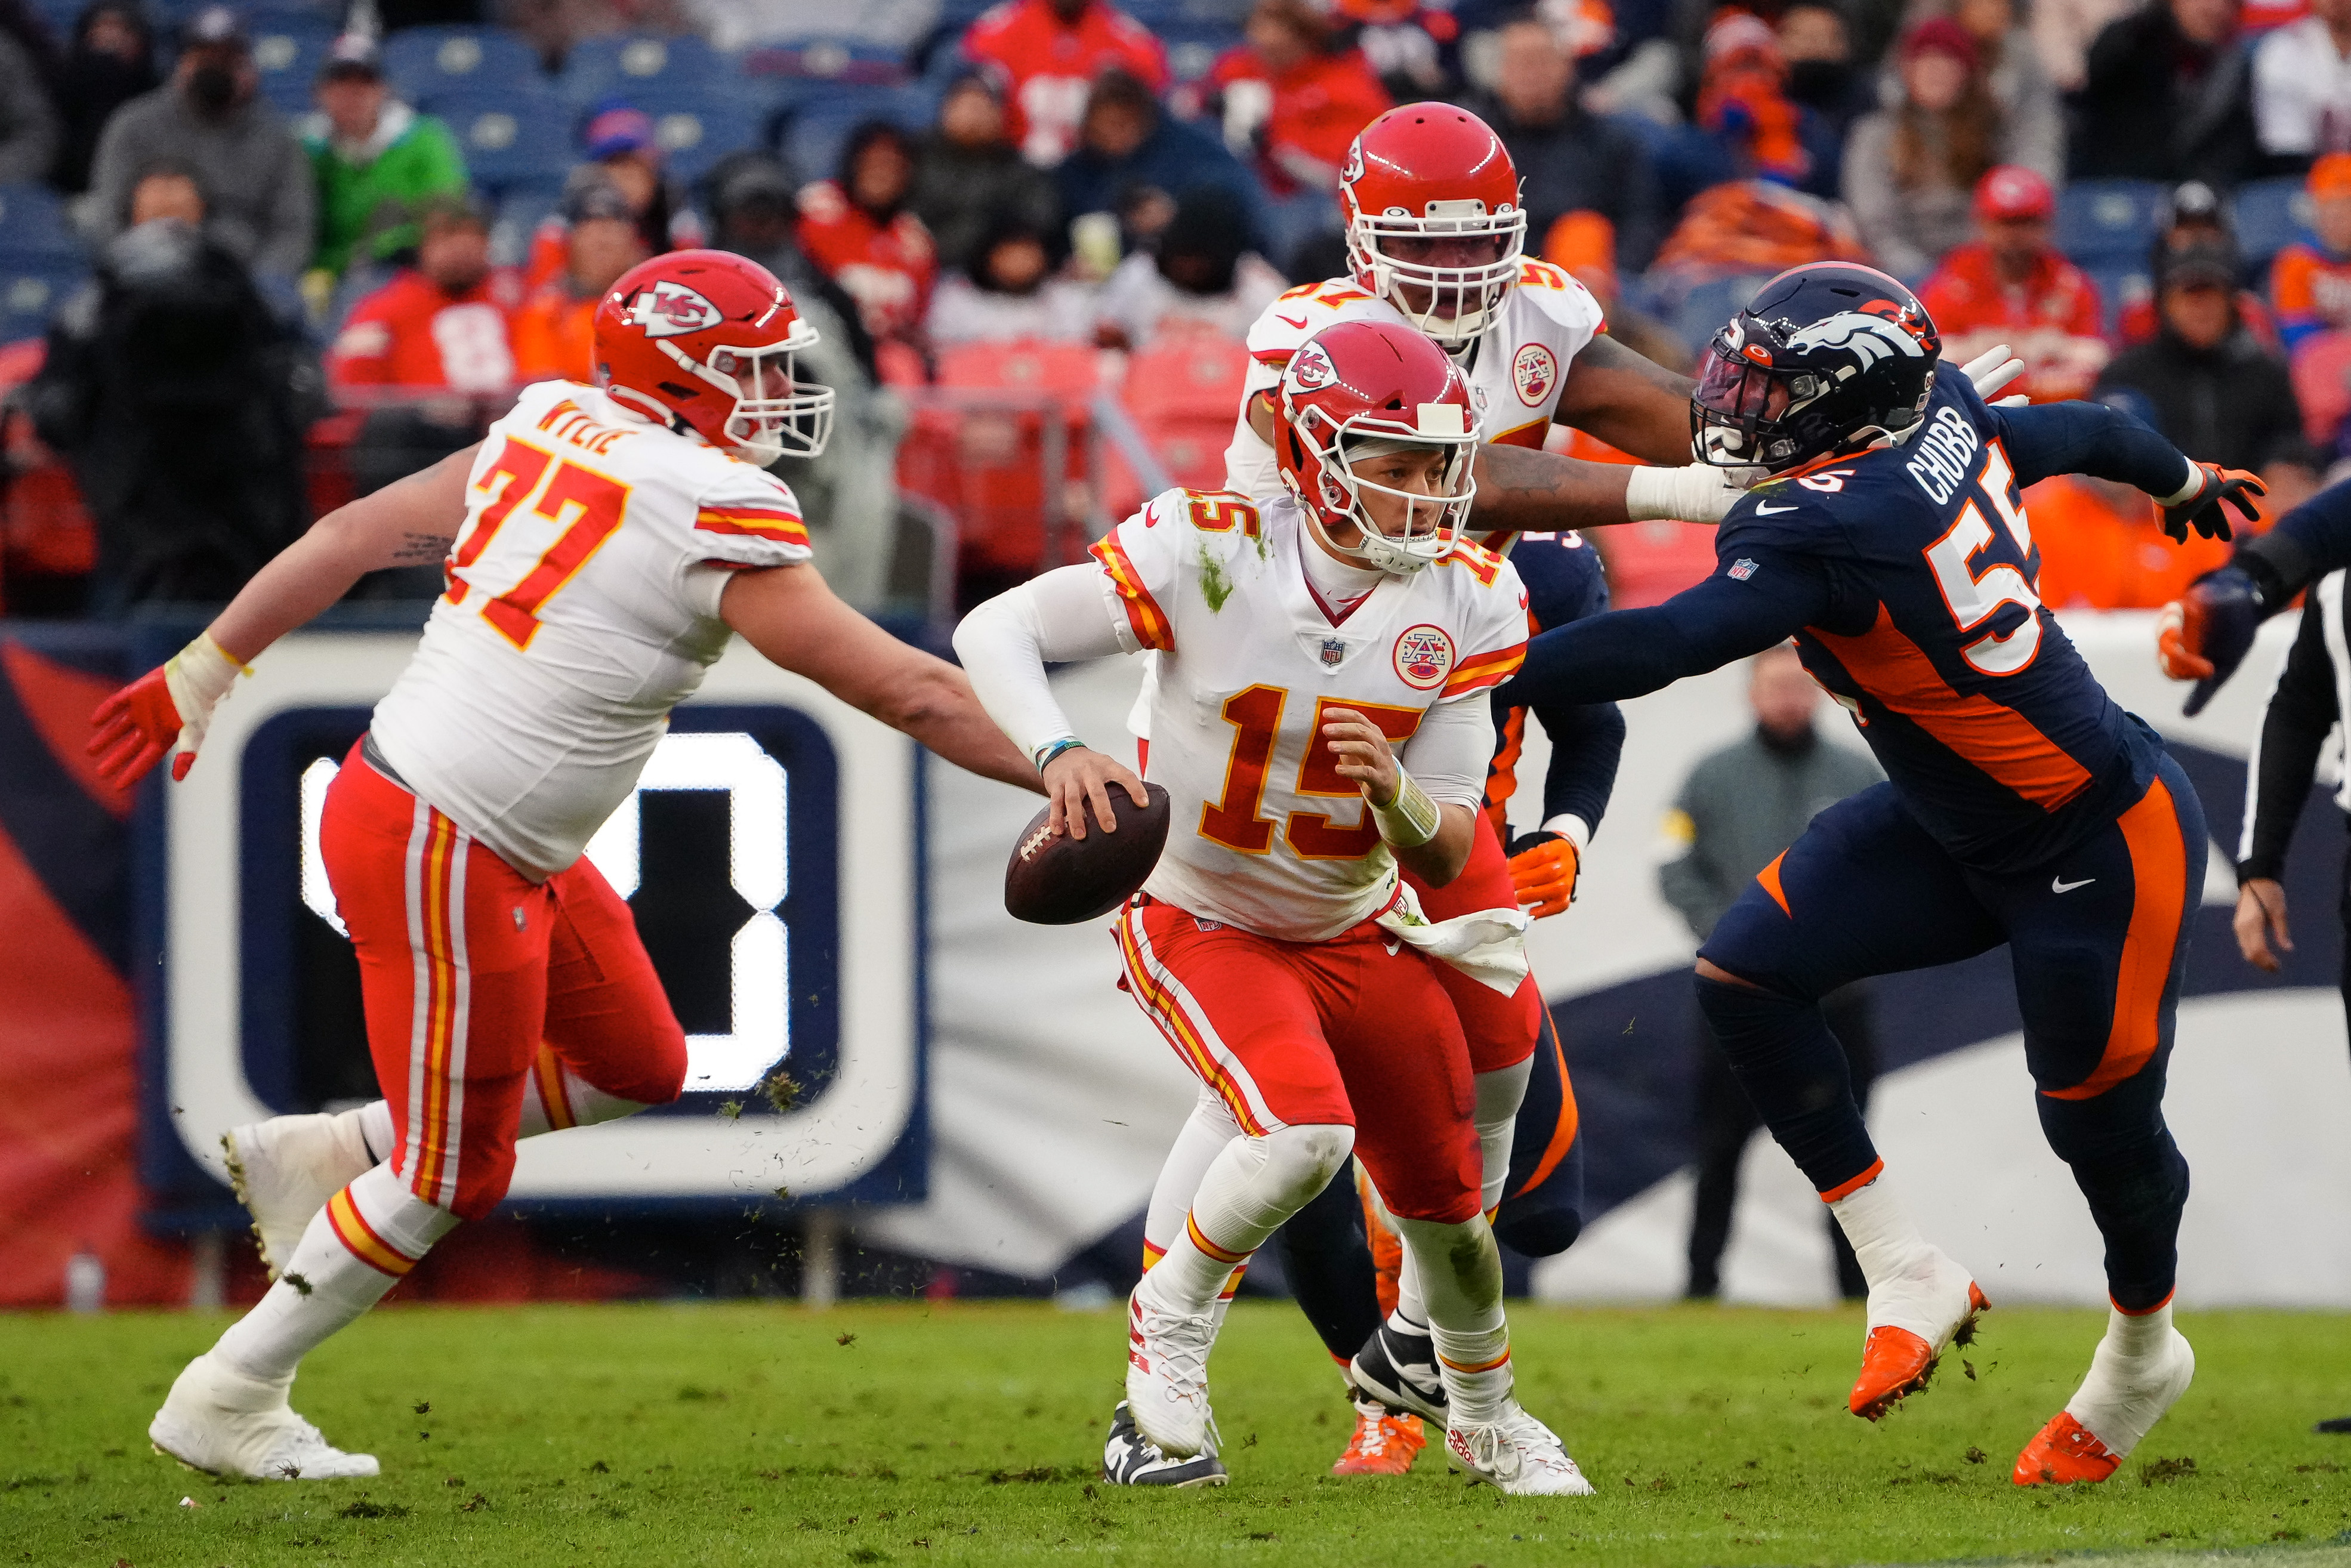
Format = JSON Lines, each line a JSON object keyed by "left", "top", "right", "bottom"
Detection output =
{"left": 1694, "top": 974, "right": 1880, "bottom": 1196}
{"left": 2039, "top": 1093, "right": 2189, "bottom": 1311}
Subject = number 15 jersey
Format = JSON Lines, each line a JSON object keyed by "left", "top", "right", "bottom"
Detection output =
{"left": 370, "top": 379, "right": 813, "bottom": 880}
{"left": 1094, "top": 487, "right": 1530, "bottom": 942}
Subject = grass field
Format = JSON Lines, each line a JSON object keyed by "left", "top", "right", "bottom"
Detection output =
{"left": 7, "top": 1300, "right": 2351, "bottom": 1568}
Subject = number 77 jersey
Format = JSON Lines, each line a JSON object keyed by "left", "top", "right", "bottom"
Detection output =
{"left": 1717, "top": 374, "right": 2162, "bottom": 876}
{"left": 369, "top": 378, "right": 813, "bottom": 881}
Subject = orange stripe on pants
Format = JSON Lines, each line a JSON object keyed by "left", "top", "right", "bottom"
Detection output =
{"left": 2044, "top": 776, "right": 2189, "bottom": 1101}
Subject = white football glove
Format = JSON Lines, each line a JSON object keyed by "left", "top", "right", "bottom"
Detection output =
{"left": 1959, "top": 344, "right": 2029, "bottom": 408}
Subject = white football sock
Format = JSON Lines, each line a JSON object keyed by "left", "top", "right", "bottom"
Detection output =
{"left": 212, "top": 1162, "right": 457, "bottom": 1383}
{"left": 1475, "top": 1058, "right": 1532, "bottom": 1217}
{"left": 1394, "top": 1215, "right": 1512, "bottom": 1425}
{"left": 1363, "top": 1179, "right": 1430, "bottom": 1329}
{"left": 2065, "top": 1303, "right": 2195, "bottom": 1457}
{"left": 1141, "top": 1089, "right": 1242, "bottom": 1265}
{"left": 515, "top": 1046, "right": 652, "bottom": 1137}
{"left": 1138, "top": 1123, "right": 1353, "bottom": 1316}
{"left": 1827, "top": 1174, "right": 1934, "bottom": 1289}
{"left": 1829, "top": 1174, "right": 1976, "bottom": 1341}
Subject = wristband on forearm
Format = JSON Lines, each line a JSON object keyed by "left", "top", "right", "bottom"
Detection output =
{"left": 1368, "top": 769, "right": 1441, "bottom": 848}
{"left": 1034, "top": 737, "right": 1084, "bottom": 773}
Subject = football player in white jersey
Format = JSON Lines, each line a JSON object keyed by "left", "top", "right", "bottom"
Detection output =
{"left": 955, "top": 320, "right": 1593, "bottom": 1496}
{"left": 87, "top": 251, "right": 1039, "bottom": 1481}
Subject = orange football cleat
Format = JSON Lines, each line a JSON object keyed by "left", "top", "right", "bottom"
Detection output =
{"left": 2011, "top": 1411, "right": 2120, "bottom": 1486}
{"left": 1332, "top": 1402, "right": 1425, "bottom": 1477}
{"left": 1849, "top": 1282, "right": 1988, "bottom": 1421}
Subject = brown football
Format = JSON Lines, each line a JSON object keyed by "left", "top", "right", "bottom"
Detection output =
{"left": 1004, "top": 782, "right": 1172, "bottom": 924}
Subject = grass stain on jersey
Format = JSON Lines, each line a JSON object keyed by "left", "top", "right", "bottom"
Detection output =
{"left": 1198, "top": 545, "right": 1233, "bottom": 612}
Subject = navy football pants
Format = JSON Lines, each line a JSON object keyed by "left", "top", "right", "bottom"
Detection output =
{"left": 1695, "top": 754, "right": 2204, "bottom": 1313}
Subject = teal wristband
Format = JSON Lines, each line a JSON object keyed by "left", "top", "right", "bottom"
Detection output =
{"left": 1035, "top": 737, "right": 1085, "bottom": 773}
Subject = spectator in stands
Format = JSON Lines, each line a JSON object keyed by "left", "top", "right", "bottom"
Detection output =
{"left": 911, "top": 69, "right": 1061, "bottom": 276}
{"left": 328, "top": 194, "right": 518, "bottom": 501}
{"left": 704, "top": 149, "right": 876, "bottom": 375}
{"left": 2071, "top": 0, "right": 2259, "bottom": 186}
{"left": 304, "top": 34, "right": 467, "bottom": 282}
{"left": 1689, "top": 13, "right": 1841, "bottom": 200}
{"left": 1200, "top": 0, "right": 1390, "bottom": 268}
{"left": 1659, "top": 643, "right": 1883, "bottom": 1305}
{"left": 1778, "top": 1, "right": 1877, "bottom": 144}
{"left": 1943, "top": 0, "right": 2065, "bottom": 178}
{"left": 1648, "top": 178, "right": 1869, "bottom": 289}
{"left": 2033, "top": 0, "right": 2138, "bottom": 92}
{"left": 1468, "top": 14, "right": 1661, "bottom": 270}
{"left": 48, "top": 1, "right": 156, "bottom": 195}
{"left": 796, "top": 122, "right": 938, "bottom": 351}
{"left": 2100, "top": 240, "right": 2320, "bottom": 499}
{"left": 961, "top": 0, "right": 1171, "bottom": 168}
{"left": 512, "top": 181, "right": 645, "bottom": 384}
{"left": 87, "top": 7, "right": 313, "bottom": 282}
{"left": 1843, "top": 19, "right": 2010, "bottom": 280}
{"left": 1056, "top": 69, "right": 1272, "bottom": 261}
{"left": 2121, "top": 180, "right": 2283, "bottom": 348}
{"left": 1337, "top": 0, "right": 1463, "bottom": 101}
{"left": 24, "top": 165, "right": 311, "bottom": 612}
{"left": 1919, "top": 165, "right": 2108, "bottom": 402}
{"left": 2254, "top": 0, "right": 2351, "bottom": 169}
{"left": 1093, "top": 186, "right": 1287, "bottom": 348}
{"left": 0, "top": 19, "right": 57, "bottom": 184}
{"left": 2274, "top": 155, "right": 2351, "bottom": 352}
{"left": 928, "top": 211, "right": 1096, "bottom": 345}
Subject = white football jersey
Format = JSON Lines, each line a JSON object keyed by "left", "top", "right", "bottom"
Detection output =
{"left": 369, "top": 379, "right": 812, "bottom": 879}
{"left": 1222, "top": 261, "right": 1608, "bottom": 508}
{"left": 1098, "top": 487, "right": 1529, "bottom": 943}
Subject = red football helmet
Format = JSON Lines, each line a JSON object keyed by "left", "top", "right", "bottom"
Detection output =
{"left": 1340, "top": 104, "right": 1526, "bottom": 350}
{"left": 1273, "top": 320, "right": 1482, "bottom": 575}
{"left": 591, "top": 249, "right": 833, "bottom": 465}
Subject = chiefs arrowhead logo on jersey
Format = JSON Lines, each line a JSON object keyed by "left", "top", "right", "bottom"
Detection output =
{"left": 1392, "top": 625, "right": 1455, "bottom": 690}
{"left": 629, "top": 280, "right": 725, "bottom": 339}
{"left": 1288, "top": 341, "right": 1337, "bottom": 392}
{"left": 1512, "top": 343, "right": 1557, "bottom": 406}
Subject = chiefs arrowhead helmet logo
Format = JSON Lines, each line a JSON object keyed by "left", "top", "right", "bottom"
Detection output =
{"left": 1288, "top": 341, "right": 1337, "bottom": 392}
{"left": 628, "top": 279, "right": 725, "bottom": 339}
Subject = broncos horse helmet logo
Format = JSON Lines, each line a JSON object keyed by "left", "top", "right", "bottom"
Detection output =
{"left": 1782, "top": 309, "right": 1934, "bottom": 370}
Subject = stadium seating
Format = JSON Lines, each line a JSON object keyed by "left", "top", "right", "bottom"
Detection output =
{"left": 1102, "top": 332, "right": 1249, "bottom": 517}
{"left": 744, "top": 39, "right": 917, "bottom": 89}
{"left": 2056, "top": 179, "right": 2167, "bottom": 268}
{"left": 776, "top": 85, "right": 937, "bottom": 183}
{"left": 558, "top": 33, "right": 739, "bottom": 104}
{"left": 2083, "top": 262, "right": 2152, "bottom": 339}
{"left": 904, "top": 341, "right": 1105, "bottom": 578}
{"left": 612, "top": 89, "right": 769, "bottom": 188}
{"left": 383, "top": 26, "right": 549, "bottom": 107}
{"left": 248, "top": 16, "right": 340, "bottom": 114}
{"left": 0, "top": 263, "right": 87, "bottom": 347}
{"left": 0, "top": 185, "right": 84, "bottom": 264}
{"left": 1662, "top": 273, "right": 1768, "bottom": 352}
{"left": 428, "top": 88, "right": 577, "bottom": 193}
{"left": 2233, "top": 175, "right": 2312, "bottom": 275}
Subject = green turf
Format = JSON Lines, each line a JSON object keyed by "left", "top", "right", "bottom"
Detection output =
{"left": 5, "top": 1300, "right": 2349, "bottom": 1567}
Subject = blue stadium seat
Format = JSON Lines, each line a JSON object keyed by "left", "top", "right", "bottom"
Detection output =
{"left": 382, "top": 26, "right": 547, "bottom": 106}
{"left": 0, "top": 184, "right": 84, "bottom": 264}
{"left": 430, "top": 89, "right": 576, "bottom": 192}
{"left": 776, "top": 85, "right": 936, "bottom": 181}
{"left": 2233, "top": 176, "right": 2312, "bottom": 274}
{"left": 625, "top": 90, "right": 768, "bottom": 187}
{"left": 492, "top": 183, "right": 566, "bottom": 268}
{"left": 0, "top": 262, "right": 88, "bottom": 345}
{"left": 1157, "top": 18, "right": 1243, "bottom": 82}
{"left": 2056, "top": 179, "right": 2167, "bottom": 268}
{"left": 746, "top": 38, "right": 917, "bottom": 92}
{"left": 559, "top": 32, "right": 736, "bottom": 104}
{"left": 1666, "top": 274, "right": 1768, "bottom": 353}
{"left": 248, "top": 17, "right": 340, "bottom": 115}
{"left": 2084, "top": 263, "right": 2153, "bottom": 339}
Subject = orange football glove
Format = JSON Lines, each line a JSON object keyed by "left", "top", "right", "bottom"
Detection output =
{"left": 88, "top": 633, "right": 246, "bottom": 788}
{"left": 2153, "top": 600, "right": 2210, "bottom": 681}
{"left": 1507, "top": 831, "right": 1581, "bottom": 918}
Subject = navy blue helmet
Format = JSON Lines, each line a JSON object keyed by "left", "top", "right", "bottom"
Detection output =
{"left": 1691, "top": 263, "right": 1942, "bottom": 473}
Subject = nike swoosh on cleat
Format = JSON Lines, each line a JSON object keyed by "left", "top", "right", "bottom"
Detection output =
{"left": 1753, "top": 501, "right": 1797, "bottom": 514}
{"left": 2051, "top": 876, "right": 2095, "bottom": 893}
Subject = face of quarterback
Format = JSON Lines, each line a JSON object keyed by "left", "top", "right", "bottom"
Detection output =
{"left": 1343, "top": 445, "right": 1453, "bottom": 542}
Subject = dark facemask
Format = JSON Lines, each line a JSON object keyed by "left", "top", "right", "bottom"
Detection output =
{"left": 188, "top": 63, "right": 237, "bottom": 112}
{"left": 1785, "top": 59, "right": 1852, "bottom": 107}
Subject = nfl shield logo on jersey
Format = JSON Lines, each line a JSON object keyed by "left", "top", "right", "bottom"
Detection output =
{"left": 1729, "top": 558, "right": 1758, "bottom": 580}
{"left": 630, "top": 280, "right": 726, "bottom": 339}
{"left": 1320, "top": 637, "right": 1346, "bottom": 668}
{"left": 1392, "top": 625, "right": 1455, "bottom": 690}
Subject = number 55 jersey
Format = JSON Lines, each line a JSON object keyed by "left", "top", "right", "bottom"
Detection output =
{"left": 1716, "top": 374, "right": 2162, "bottom": 875}
{"left": 369, "top": 378, "right": 813, "bottom": 880}
{"left": 1094, "top": 487, "right": 1530, "bottom": 942}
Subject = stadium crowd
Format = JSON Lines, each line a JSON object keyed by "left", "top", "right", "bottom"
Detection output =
{"left": 2, "top": 0, "right": 2350, "bottom": 618}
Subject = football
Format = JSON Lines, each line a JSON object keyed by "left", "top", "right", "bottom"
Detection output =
{"left": 1003, "top": 782, "right": 1171, "bottom": 924}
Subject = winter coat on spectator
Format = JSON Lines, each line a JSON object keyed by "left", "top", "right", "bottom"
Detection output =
{"left": 795, "top": 177, "right": 938, "bottom": 345}
{"left": 1093, "top": 247, "right": 1286, "bottom": 345}
{"left": 927, "top": 271, "right": 1098, "bottom": 345}
{"left": 1843, "top": 111, "right": 2011, "bottom": 280}
{"left": 1054, "top": 113, "right": 1272, "bottom": 255}
{"left": 306, "top": 101, "right": 469, "bottom": 278}
{"left": 0, "top": 30, "right": 58, "bottom": 184}
{"left": 88, "top": 80, "right": 314, "bottom": 280}
{"left": 1202, "top": 38, "right": 1390, "bottom": 197}
{"left": 2251, "top": 14, "right": 2351, "bottom": 165}
{"left": 326, "top": 267, "right": 522, "bottom": 392}
{"left": 2274, "top": 239, "right": 2351, "bottom": 351}
{"left": 1465, "top": 91, "right": 1665, "bottom": 271}
{"left": 48, "top": 2, "right": 158, "bottom": 195}
{"left": 23, "top": 218, "right": 313, "bottom": 612}
{"left": 961, "top": 0, "right": 1171, "bottom": 167}
{"left": 1980, "top": 26, "right": 2066, "bottom": 180}
{"left": 2099, "top": 326, "right": 2316, "bottom": 473}
{"left": 909, "top": 129, "right": 1062, "bottom": 276}
{"left": 2071, "top": 3, "right": 2260, "bottom": 186}
{"left": 1649, "top": 179, "right": 1869, "bottom": 282}
{"left": 1918, "top": 241, "right": 2108, "bottom": 400}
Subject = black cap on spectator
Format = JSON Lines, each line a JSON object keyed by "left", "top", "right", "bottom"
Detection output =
{"left": 2160, "top": 239, "right": 2239, "bottom": 291}
{"left": 707, "top": 153, "right": 795, "bottom": 215}
{"left": 415, "top": 190, "right": 493, "bottom": 233}
{"left": 320, "top": 32, "right": 383, "bottom": 81}
{"left": 564, "top": 177, "right": 637, "bottom": 225}
{"left": 180, "top": 5, "right": 247, "bottom": 49}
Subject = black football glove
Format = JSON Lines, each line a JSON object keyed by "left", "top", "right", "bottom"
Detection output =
{"left": 2160, "top": 462, "right": 2266, "bottom": 544}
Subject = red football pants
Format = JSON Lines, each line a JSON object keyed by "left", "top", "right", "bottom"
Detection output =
{"left": 1405, "top": 811, "right": 1542, "bottom": 1075}
{"left": 319, "top": 742, "right": 687, "bottom": 1220}
{"left": 1114, "top": 897, "right": 1482, "bottom": 1224}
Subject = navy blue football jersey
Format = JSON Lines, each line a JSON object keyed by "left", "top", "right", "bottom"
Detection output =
{"left": 1711, "top": 373, "right": 2162, "bottom": 873}
{"left": 1488, "top": 529, "right": 1616, "bottom": 831}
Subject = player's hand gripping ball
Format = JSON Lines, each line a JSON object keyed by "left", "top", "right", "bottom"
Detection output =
{"left": 1507, "top": 830, "right": 1580, "bottom": 918}
{"left": 1005, "top": 748, "right": 1171, "bottom": 924}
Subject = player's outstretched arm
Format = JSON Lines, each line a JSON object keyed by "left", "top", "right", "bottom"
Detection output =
{"left": 1505, "top": 561, "right": 1829, "bottom": 708}
{"left": 88, "top": 445, "right": 480, "bottom": 789}
{"left": 2155, "top": 475, "right": 2351, "bottom": 710}
{"left": 1547, "top": 332, "right": 1697, "bottom": 465}
{"left": 721, "top": 564, "right": 1042, "bottom": 795}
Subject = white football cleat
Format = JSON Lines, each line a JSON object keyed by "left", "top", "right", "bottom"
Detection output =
{"left": 223, "top": 1112, "right": 374, "bottom": 1279}
{"left": 1124, "top": 1285, "right": 1218, "bottom": 1459}
{"left": 149, "top": 1352, "right": 379, "bottom": 1481}
{"left": 1446, "top": 1402, "right": 1596, "bottom": 1496}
